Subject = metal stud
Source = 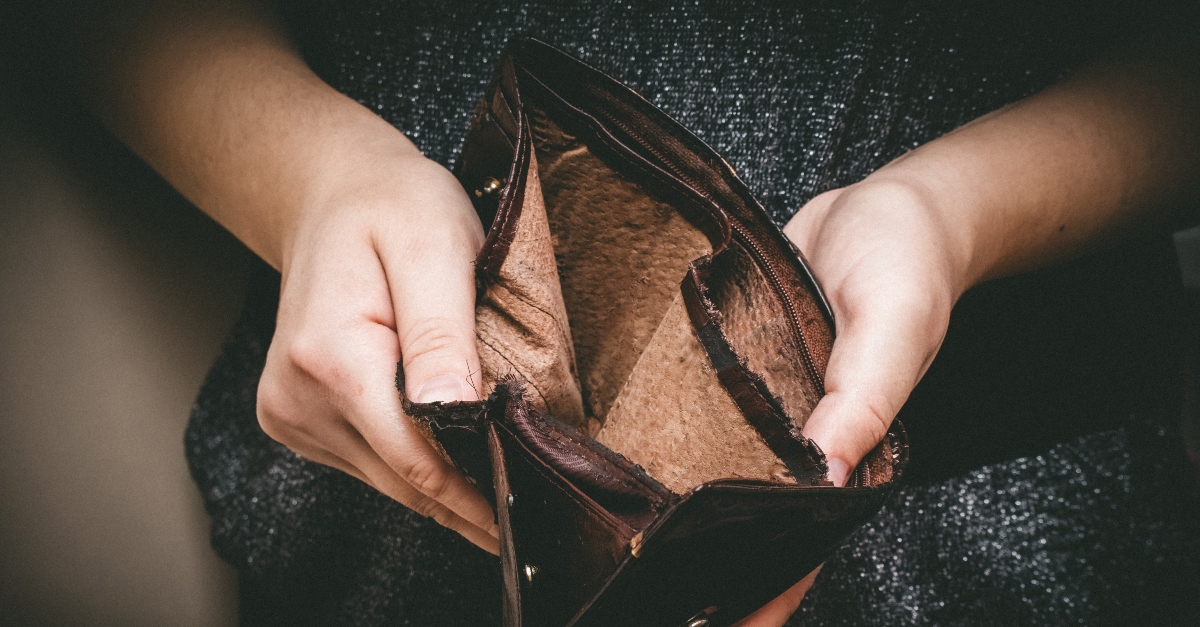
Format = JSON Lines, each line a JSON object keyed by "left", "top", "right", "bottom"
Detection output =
{"left": 506, "top": 494, "right": 514, "bottom": 507}
{"left": 629, "top": 531, "right": 645, "bottom": 558}
{"left": 523, "top": 564, "right": 538, "bottom": 582}
{"left": 475, "top": 176, "right": 505, "bottom": 198}
{"left": 679, "top": 609, "right": 716, "bottom": 627}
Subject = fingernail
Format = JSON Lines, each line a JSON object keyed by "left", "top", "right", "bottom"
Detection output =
{"left": 826, "top": 458, "right": 851, "bottom": 487}
{"left": 415, "top": 374, "right": 469, "bottom": 403}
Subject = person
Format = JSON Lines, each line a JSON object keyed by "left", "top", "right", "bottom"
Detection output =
{"left": 26, "top": 0, "right": 1200, "bottom": 624}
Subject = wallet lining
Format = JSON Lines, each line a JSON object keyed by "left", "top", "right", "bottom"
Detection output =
{"left": 474, "top": 98, "right": 822, "bottom": 491}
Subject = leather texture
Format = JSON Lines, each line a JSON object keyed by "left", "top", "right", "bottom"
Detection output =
{"left": 404, "top": 37, "right": 909, "bottom": 627}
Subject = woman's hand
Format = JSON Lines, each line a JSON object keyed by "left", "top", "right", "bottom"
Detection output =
{"left": 256, "top": 152, "right": 499, "bottom": 553}
{"left": 786, "top": 180, "right": 962, "bottom": 486}
{"left": 732, "top": 178, "right": 964, "bottom": 627}
{"left": 84, "top": 0, "right": 501, "bottom": 552}
{"left": 740, "top": 34, "right": 1200, "bottom": 625}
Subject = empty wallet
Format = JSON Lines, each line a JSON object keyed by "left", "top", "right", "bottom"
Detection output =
{"left": 399, "top": 37, "right": 908, "bottom": 627}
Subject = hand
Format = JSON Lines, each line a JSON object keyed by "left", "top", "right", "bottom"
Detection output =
{"left": 255, "top": 150, "right": 500, "bottom": 554}
{"left": 737, "top": 178, "right": 966, "bottom": 625}
{"left": 77, "top": 0, "right": 501, "bottom": 553}
{"left": 787, "top": 179, "right": 962, "bottom": 487}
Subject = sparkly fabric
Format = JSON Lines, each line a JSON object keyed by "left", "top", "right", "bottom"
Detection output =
{"left": 796, "top": 423, "right": 1200, "bottom": 626}
{"left": 184, "top": 1, "right": 1200, "bottom": 625}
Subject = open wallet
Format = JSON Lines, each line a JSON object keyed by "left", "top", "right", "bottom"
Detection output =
{"left": 399, "top": 37, "right": 909, "bottom": 627}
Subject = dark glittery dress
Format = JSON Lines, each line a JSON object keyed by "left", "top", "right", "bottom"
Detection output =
{"left": 184, "top": 1, "right": 1200, "bottom": 625}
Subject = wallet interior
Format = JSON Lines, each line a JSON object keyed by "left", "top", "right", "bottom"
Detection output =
{"left": 470, "top": 90, "right": 872, "bottom": 495}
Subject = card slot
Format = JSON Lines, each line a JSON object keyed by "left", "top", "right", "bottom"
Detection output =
{"left": 475, "top": 148, "right": 586, "bottom": 428}
{"left": 529, "top": 105, "right": 714, "bottom": 424}
{"left": 704, "top": 242, "right": 824, "bottom": 427}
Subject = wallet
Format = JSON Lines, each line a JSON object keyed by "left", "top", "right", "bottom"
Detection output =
{"left": 400, "top": 37, "right": 908, "bottom": 627}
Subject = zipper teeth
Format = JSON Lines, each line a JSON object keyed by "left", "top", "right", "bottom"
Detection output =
{"left": 728, "top": 222, "right": 824, "bottom": 392}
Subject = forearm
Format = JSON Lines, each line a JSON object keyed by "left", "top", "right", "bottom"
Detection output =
{"left": 783, "top": 34, "right": 1200, "bottom": 502}
{"left": 848, "top": 40, "right": 1200, "bottom": 296}
{"left": 86, "top": 0, "right": 421, "bottom": 269}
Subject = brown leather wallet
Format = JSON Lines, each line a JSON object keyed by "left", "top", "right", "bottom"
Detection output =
{"left": 400, "top": 37, "right": 908, "bottom": 627}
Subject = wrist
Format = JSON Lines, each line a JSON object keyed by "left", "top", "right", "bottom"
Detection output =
{"left": 807, "top": 172, "right": 976, "bottom": 304}
{"left": 859, "top": 151, "right": 992, "bottom": 298}
{"left": 272, "top": 104, "right": 433, "bottom": 270}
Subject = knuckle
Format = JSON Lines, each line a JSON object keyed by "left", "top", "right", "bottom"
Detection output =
{"left": 394, "top": 225, "right": 457, "bottom": 260}
{"left": 284, "top": 331, "right": 357, "bottom": 391}
{"left": 285, "top": 333, "right": 333, "bottom": 381}
{"left": 408, "top": 495, "right": 443, "bottom": 521}
{"left": 427, "top": 507, "right": 457, "bottom": 530}
{"left": 255, "top": 366, "right": 319, "bottom": 439}
{"left": 388, "top": 210, "right": 478, "bottom": 263}
{"left": 402, "top": 456, "right": 451, "bottom": 500}
{"left": 400, "top": 318, "right": 470, "bottom": 367}
{"left": 255, "top": 380, "right": 294, "bottom": 436}
{"left": 859, "top": 399, "right": 895, "bottom": 445}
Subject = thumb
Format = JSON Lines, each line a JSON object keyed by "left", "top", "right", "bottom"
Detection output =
{"left": 801, "top": 290, "right": 947, "bottom": 487}
{"left": 379, "top": 188, "right": 485, "bottom": 404}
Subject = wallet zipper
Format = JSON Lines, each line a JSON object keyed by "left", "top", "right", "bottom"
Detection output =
{"left": 727, "top": 221, "right": 824, "bottom": 391}
{"left": 593, "top": 110, "right": 825, "bottom": 390}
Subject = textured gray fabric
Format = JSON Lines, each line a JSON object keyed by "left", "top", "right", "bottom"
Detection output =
{"left": 795, "top": 423, "right": 1200, "bottom": 626}
{"left": 188, "top": 269, "right": 1200, "bottom": 626}
{"left": 185, "top": 1, "right": 1200, "bottom": 625}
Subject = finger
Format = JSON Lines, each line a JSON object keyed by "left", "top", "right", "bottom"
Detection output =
{"left": 291, "top": 405, "right": 500, "bottom": 553}
{"left": 259, "top": 388, "right": 498, "bottom": 551}
{"left": 354, "top": 444, "right": 500, "bottom": 553}
{"left": 260, "top": 290, "right": 499, "bottom": 544}
{"left": 256, "top": 361, "right": 377, "bottom": 490}
{"left": 331, "top": 422, "right": 500, "bottom": 554}
{"left": 377, "top": 165, "right": 486, "bottom": 403}
{"left": 802, "top": 284, "right": 946, "bottom": 486}
{"left": 360, "top": 396, "right": 501, "bottom": 543}
{"left": 733, "top": 566, "right": 822, "bottom": 627}
{"left": 334, "top": 321, "right": 500, "bottom": 539}
{"left": 285, "top": 434, "right": 376, "bottom": 487}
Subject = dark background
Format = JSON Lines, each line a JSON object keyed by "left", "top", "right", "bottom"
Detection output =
{"left": 0, "top": 50, "right": 246, "bottom": 626}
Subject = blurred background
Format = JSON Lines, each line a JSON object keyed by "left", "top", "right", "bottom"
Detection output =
{"left": 0, "top": 54, "right": 248, "bottom": 625}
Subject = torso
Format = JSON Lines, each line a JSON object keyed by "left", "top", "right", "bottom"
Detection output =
{"left": 277, "top": 0, "right": 1186, "bottom": 480}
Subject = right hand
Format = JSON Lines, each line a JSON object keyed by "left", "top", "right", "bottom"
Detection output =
{"left": 254, "top": 147, "right": 499, "bottom": 553}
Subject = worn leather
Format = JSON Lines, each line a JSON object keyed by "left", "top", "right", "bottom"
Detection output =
{"left": 404, "top": 37, "right": 909, "bottom": 627}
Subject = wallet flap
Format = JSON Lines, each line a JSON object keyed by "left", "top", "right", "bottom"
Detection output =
{"left": 491, "top": 418, "right": 637, "bottom": 627}
{"left": 569, "top": 423, "right": 907, "bottom": 627}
